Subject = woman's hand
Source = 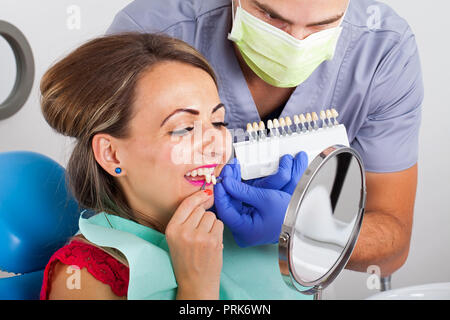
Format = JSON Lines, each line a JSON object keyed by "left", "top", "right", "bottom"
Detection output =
{"left": 165, "top": 190, "right": 224, "bottom": 300}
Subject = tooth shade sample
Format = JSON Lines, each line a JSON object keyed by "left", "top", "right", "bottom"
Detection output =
{"left": 267, "top": 120, "right": 274, "bottom": 129}
{"left": 331, "top": 108, "right": 339, "bottom": 118}
{"left": 299, "top": 114, "right": 307, "bottom": 124}
{"left": 293, "top": 115, "right": 300, "bottom": 124}
{"left": 285, "top": 116, "right": 292, "bottom": 126}
{"left": 259, "top": 121, "right": 265, "bottom": 130}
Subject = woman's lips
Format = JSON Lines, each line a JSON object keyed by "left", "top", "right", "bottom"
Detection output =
{"left": 184, "top": 178, "right": 213, "bottom": 187}
{"left": 184, "top": 164, "right": 218, "bottom": 187}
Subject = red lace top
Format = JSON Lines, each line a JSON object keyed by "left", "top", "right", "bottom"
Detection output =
{"left": 40, "top": 240, "right": 130, "bottom": 299}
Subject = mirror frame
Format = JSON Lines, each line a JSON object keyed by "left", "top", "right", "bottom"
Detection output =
{"left": 0, "top": 20, "right": 35, "bottom": 120}
{"left": 278, "top": 145, "right": 366, "bottom": 295}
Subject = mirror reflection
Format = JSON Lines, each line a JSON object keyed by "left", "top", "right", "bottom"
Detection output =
{"left": 291, "top": 151, "right": 363, "bottom": 284}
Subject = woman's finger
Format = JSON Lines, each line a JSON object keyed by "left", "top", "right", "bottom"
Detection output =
{"left": 183, "top": 206, "right": 206, "bottom": 229}
{"left": 197, "top": 211, "right": 217, "bottom": 233}
{"left": 169, "top": 190, "right": 211, "bottom": 225}
{"left": 210, "top": 219, "right": 224, "bottom": 246}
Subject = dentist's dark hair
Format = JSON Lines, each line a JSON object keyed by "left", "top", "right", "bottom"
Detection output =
{"left": 40, "top": 33, "right": 218, "bottom": 229}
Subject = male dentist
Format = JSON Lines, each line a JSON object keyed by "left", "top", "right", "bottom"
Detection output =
{"left": 107, "top": 0, "right": 423, "bottom": 278}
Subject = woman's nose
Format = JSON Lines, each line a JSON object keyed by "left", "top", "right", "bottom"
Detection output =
{"left": 197, "top": 123, "right": 230, "bottom": 164}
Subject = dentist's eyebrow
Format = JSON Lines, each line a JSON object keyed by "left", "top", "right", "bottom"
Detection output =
{"left": 253, "top": 1, "right": 295, "bottom": 25}
{"left": 306, "top": 13, "right": 345, "bottom": 27}
{"left": 253, "top": 1, "right": 344, "bottom": 27}
{"left": 160, "top": 108, "right": 199, "bottom": 127}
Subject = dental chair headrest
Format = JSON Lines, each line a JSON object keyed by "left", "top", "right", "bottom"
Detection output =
{"left": 0, "top": 151, "right": 80, "bottom": 274}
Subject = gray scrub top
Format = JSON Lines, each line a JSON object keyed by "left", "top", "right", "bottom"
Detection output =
{"left": 106, "top": 0, "right": 423, "bottom": 173}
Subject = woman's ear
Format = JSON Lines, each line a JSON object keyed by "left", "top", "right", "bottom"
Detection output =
{"left": 92, "top": 134, "right": 124, "bottom": 177}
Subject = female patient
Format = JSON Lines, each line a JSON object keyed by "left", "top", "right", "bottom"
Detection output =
{"left": 39, "top": 33, "right": 306, "bottom": 300}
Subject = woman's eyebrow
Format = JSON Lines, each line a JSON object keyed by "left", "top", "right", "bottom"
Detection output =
{"left": 160, "top": 103, "right": 225, "bottom": 127}
{"left": 160, "top": 108, "right": 199, "bottom": 127}
{"left": 212, "top": 103, "right": 225, "bottom": 114}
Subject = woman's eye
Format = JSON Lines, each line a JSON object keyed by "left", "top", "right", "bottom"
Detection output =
{"left": 169, "top": 127, "right": 194, "bottom": 136}
{"left": 212, "top": 122, "right": 229, "bottom": 128}
{"left": 169, "top": 122, "right": 227, "bottom": 136}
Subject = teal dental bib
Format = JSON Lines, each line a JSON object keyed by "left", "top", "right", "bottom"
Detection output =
{"left": 78, "top": 211, "right": 311, "bottom": 300}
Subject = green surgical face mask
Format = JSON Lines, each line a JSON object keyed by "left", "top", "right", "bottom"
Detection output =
{"left": 228, "top": 0, "right": 345, "bottom": 88}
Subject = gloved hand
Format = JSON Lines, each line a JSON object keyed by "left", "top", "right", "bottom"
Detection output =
{"left": 213, "top": 152, "right": 308, "bottom": 247}
{"left": 247, "top": 152, "right": 308, "bottom": 194}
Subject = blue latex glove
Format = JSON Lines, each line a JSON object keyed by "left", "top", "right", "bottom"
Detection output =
{"left": 214, "top": 152, "right": 308, "bottom": 247}
{"left": 247, "top": 152, "right": 308, "bottom": 194}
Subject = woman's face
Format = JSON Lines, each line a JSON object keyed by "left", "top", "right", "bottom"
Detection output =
{"left": 112, "top": 61, "right": 232, "bottom": 229}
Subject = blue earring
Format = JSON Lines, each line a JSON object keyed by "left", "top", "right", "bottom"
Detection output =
{"left": 115, "top": 167, "right": 122, "bottom": 174}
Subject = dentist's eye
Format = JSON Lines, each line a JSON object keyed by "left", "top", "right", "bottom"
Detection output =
{"left": 265, "top": 13, "right": 275, "bottom": 20}
{"left": 169, "top": 127, "right": 194, "bottom": 136}
{"left": 212, "top": 122, "right": 229, "bottom": 128}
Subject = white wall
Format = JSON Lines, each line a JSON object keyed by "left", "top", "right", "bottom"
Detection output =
{"left": 1, "top": 0, "right": 449, "bottom": 298}
{"left": 0, "top": 0, "right": 134, "bottom": 166}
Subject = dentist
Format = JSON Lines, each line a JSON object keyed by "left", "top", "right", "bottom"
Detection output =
{"left": 107, "top": 0, "right": 423, "bottom": 277}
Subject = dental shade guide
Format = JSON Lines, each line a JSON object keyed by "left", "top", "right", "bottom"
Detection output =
{"left": 236, "top": 108, "right": 350, "bottom": 180}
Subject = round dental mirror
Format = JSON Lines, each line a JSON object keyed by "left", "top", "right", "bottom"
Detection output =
{"left": 278, "top": 145, "right": 366, "bottom": 298}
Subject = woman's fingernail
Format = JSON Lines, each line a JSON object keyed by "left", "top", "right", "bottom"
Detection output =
{"left": 204, "top": 189, "right": 213, "bottom": 196}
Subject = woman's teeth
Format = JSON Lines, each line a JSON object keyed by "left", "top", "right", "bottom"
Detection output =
{"left": 185, "top": 167, "right": 218, "bottom": 185}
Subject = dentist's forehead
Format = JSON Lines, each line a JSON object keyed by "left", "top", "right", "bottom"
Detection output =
{"left": 248, "top": 0, "right": 348, "bottom": 25}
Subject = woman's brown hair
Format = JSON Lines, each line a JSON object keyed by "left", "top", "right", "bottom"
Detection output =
{"left": 40, "top": 32, "right": 218, "bottom": 224}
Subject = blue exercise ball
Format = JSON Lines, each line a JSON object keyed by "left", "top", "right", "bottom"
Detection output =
{"left": 0, "top": 151, "right": 81, "bottom": 274}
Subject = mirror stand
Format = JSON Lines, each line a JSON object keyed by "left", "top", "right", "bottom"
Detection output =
{"left": 313, "top": 290, "right": 322, "bottom": 300}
